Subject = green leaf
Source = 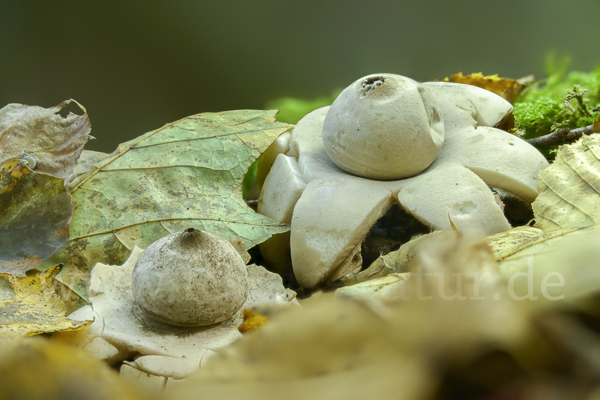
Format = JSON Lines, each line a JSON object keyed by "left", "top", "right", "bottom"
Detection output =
{"left": 0, "top": 159, "right": 71, "bottom": 276}
{"left": 264, "top": 89, "right": 342, "bottom": 124}
{"left": 65, "top": 150, "right": 111, "bottom": 186}
{"left": 40, "top": 110, "right": 292, "bottom": 301}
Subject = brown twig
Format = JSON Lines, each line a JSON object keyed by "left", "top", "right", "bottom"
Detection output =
{"left": 526, "top": 124, "right": 594, "bottom": 148}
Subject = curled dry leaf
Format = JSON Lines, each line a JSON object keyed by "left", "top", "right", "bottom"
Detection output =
{"left": 342, "top": 233, "right": 435, "bottom": 285}
{"left": 444, "top": 72, "right": 528, "bottom": 104}
{"left": 485, "top": 225, "right": 544, "bottom": 259}
{"left": 0, "top": 266, "right": 92, "bottom": 337}
{"left": 343, "top": 228, "right": 500, "bottom": 284}
{"left": 40, "top": 110, "right": 292, "bottom": 301}
{"left": 0, "top": 159, "right": 71, "bottom": 275}
{"left": 336, "top": 273, "right": 411, "bottom": 302}
{"left": 0, "top": 100, "right": 92, "bottom": 178}
{"left": 532, "top": 134, "right": 600, "bottom": 231}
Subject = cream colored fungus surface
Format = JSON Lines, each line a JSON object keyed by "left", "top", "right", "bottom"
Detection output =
{"left": 259, "top": 77, "right": 548, "bottom": 288}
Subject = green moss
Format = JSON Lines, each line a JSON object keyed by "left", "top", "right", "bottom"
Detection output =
{"left": 513, "top": 54, "right": 600, "bottom": 143}
{"left": 265, "top": 88, "right": 342, "bottom": 124}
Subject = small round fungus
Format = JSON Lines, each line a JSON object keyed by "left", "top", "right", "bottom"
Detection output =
{"left": 322, "top": 73, "right": 444, "bottom": 180}
{"left": 132, "top": 228, "right": 249, "bottom": 327}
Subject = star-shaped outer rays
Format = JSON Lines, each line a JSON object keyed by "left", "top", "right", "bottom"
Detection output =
{"left": 52, "top": 246, "right": 299, "bottom": 380}
{"left": 258, "top": 82, "right": 548, "bottom": 289}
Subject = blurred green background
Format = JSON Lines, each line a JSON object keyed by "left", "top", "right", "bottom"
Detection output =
{"left": 2, "top": 0, "right": 599, "bottom": 152}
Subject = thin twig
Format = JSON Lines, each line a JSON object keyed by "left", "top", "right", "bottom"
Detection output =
{"left": 526, "top": 124, "right": 594, "bottom": 148}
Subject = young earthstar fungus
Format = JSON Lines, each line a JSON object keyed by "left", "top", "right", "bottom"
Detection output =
{"left": 52, "top": 229, "right": 298, "bottom": 385}
{"left": 258, "top": 73, "right": 549, "bottom": 289}
{"left": 132, "top": 228, "right": 249, "bottom": 327}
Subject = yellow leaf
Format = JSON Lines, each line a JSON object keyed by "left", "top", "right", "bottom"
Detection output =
{"left": 532, "top": 134, "right": 600, "bottom": 231}
{"left": 336, "top": 273, "right": 411, "bottom": 302}
{"left": 444, "top": 72, "right": 527, "bottom": 104}
{"left": 238, "top": 308, "right": 269, "bottom": 334}
{"left": 487, "top": 224, "right": 600, "bottom": 300}
{"left": 0, "top": 266, "right": 92, "bottom": 336}
{"left": 486, "top": 226, "right": 545, "bottom": 260}
{"left": 0, "top": 337, "right": 144, "bottom": 400}
{"left": 0, "top": 159, "right": 32, "bottom": 194}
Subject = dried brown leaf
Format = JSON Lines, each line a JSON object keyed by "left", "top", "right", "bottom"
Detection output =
{"left": 593, "top": 115, "right": 600, "bottom": 134}
{"left": 0, "top": 100, "right": 92, "bottom": 178}
{"left": 444, "top": 72, "right": 527, "bottom": 104}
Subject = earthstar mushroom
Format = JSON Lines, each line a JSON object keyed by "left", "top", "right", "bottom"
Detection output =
{"left": 53, "top": 239, "right": 299, "bottom": 385}
{"left": 132, "top": 228, "right": 249, "bottom": 327}
{"left": 258, "top": 73, "right": 549, "bottom": 288}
